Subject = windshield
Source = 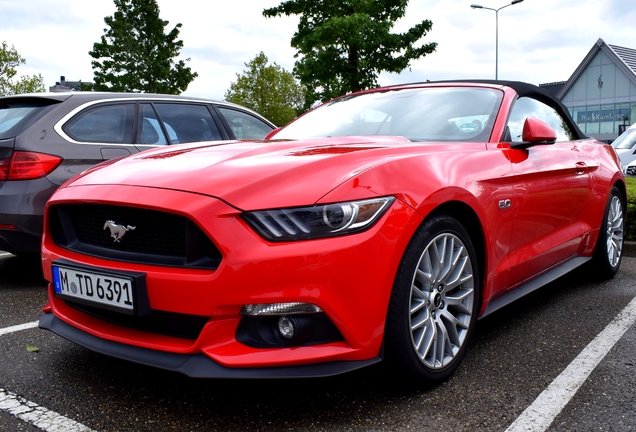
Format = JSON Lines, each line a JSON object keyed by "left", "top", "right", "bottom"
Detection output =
{"left": 612, "top": 128, "right": 636, "bottom": 150}
{"left": 275, "top": 87, "right": 503, "bottom": 142}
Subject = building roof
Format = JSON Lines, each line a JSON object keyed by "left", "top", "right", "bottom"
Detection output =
{"left": 609, "top": 43, "right": 636, "bottom": 75}
{"left": 557, "top": 38, "right": 636, "bottom": 99}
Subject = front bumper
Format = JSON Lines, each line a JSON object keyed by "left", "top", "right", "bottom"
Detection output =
{"left": 41, "top": 184, "right": 420, "bottom": 374}
{"left": 39, "top": 312, "right": 382, "bottom": 378}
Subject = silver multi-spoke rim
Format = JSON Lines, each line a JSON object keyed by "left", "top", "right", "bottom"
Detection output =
{"left": 606, "top": 195, "right": 624, "bottom": 268}
{"left": 409, "top": 233, "right": 475, "bottom": 370}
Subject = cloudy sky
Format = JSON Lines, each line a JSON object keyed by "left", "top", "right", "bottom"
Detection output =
{"left": 1, "top": 0, "right": 635, "bottom": 100}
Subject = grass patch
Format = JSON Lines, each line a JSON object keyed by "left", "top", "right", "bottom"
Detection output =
{"left": 627, "top": 177, "right": 636, "bottom": 241}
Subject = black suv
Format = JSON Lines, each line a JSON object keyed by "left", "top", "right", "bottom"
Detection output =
{"left": 0, "top": 92, "right": 275, "bottom": 255}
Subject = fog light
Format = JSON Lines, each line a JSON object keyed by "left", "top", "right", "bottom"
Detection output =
{"left": 278, "top": 316, "right": 295, "bottom": 339}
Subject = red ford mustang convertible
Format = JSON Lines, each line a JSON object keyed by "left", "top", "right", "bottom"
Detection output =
{"left": 39, "top": 81, "right": 625, "bottom": 385}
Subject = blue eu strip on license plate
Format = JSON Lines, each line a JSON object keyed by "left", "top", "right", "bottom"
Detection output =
{"left": 53, "top": 265, "right": 135, "bottom": 312}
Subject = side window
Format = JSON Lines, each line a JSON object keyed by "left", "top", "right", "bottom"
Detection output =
{"left": 506, "top": 97, "right": 574, "bottom": 142}
{"left": 139, "top": 104, "right": 168, "bottom": 145}
{"left": 218, "top": 107, "right": 274, "bottom": 140}
{"left": 64, "top": 104, "right": 135, "bottom": 143}
{"left": 153, "top": 103, "right": 222, "bottom": 144}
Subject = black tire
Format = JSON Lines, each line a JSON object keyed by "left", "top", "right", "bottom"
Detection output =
{"left": 385, "top": 213, "right": 480, "bottom": 386}
{"left": 591, "top": 186, "right": 624, "bottom": 280}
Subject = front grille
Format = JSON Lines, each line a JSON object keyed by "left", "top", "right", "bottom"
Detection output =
{"left": 50, "top": 204, "right": 221, "bottom": 269}
{"left": 70, "top": 205, "right": 186, "bottom": 256}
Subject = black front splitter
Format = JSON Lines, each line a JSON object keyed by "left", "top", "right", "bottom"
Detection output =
{"left": 38, "top": 312, "right": 381, "bottom": 379}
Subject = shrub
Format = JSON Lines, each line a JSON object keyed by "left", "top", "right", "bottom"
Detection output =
{"left": 626, "top": 177, "right": 636, "bottom": 241}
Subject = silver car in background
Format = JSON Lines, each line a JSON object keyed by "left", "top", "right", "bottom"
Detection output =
{"left": 611, "top": 122, "right": 636, "bottom": 174}
{"left": 0, "top": 92, "right": 275, "bottom": 255}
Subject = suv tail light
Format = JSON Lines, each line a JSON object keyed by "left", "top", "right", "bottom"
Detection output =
{"left": 0, "top": 151, "right": 63, "bottom": 181}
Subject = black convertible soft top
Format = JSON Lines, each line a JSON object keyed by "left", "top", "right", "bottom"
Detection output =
{"left": 480, "top": 80, "right": 585, "bottom": 140}
{"left": 405, "top": 80, "right": 587, "bottom": 141}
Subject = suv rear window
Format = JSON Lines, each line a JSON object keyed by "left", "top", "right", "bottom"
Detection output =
{"left": 0, "top": 99, "right": 58, "bottom": 139}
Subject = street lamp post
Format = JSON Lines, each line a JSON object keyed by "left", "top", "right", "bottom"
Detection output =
{"left": 470, "top": 0, "right": 524, "bottom": 80}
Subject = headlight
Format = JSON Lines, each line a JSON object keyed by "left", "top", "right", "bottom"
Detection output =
{"left": 242, "top": 196, "right": 395, "bottom": 241}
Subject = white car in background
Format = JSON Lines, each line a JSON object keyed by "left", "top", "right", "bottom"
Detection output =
{"left": 623, "top": 158, "right": 636, "bottom": 176}
{"left": 612, "top": 123, "right": 636, "bottom": 171}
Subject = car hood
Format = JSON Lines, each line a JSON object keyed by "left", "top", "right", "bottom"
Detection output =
{"left": 67, "top": 136, "right": 436, "bottom": 209}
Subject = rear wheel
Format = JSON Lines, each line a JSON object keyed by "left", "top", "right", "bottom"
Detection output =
{"left": 591, "top": 186, "right": 624, "bottom": 279}
{"left": 385, "top": 214, "right": 479, "bottom": 386}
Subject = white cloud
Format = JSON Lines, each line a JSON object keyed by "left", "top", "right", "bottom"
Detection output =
{"left": 1, "top": 0, "right": 635, "bottom": 100}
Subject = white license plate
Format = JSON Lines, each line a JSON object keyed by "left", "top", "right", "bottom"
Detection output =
{"left": 53, "top": 265, "right": 135, "bottom": 313}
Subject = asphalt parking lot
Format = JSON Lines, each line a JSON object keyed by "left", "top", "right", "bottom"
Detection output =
{"left": 1, "top": 250, "right": 635, "bottom": 431}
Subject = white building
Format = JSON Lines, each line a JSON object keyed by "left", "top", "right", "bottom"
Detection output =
{"left": 553, "top": 39, "right": 636, "bottom": 142}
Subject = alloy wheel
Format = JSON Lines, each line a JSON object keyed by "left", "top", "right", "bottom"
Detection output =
{"left": 606, "top": 195, "right": 624, "bottom": 268}
{"left": 408, "top": 233, "right": 475, "bottom": 369}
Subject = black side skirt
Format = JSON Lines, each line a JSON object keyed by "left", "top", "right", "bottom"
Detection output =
{"left": 480, "top": 256, "right": 591, "bottom": 319}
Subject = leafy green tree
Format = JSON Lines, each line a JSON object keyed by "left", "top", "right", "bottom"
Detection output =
{"left": 0, "top": 42, "right": 45, "bottom": 96}
{"left": 79, "top": 82, "right": 95, "bottom": 91}
{"left": 225, "top": 52, "right": 305, "bottom": 126}
{"left": 263, "top": 0, "right": 437, "bottom": 108}
{"left": 90, "top": 0, "right": 197, "bottom": 94}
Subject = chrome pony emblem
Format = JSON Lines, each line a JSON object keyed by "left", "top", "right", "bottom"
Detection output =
{"left": 103, "top": 220, "right": 136, "bottom": 243}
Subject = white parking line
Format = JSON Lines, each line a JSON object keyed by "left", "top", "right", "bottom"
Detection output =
{"left": 0, "top": 389, "right": 95, "bottom": 432}
{"left": 0, "top": 321, "right": 39, "bottom": 336}
{"left": 506, "top": 295, "right": 636, "bottom": 432}
{"left": 0, "top": 322, "right": 95, "bottom": 431}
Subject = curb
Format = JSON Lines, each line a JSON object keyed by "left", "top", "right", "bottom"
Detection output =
{"left": 624, "top": 241, "right": 636, "bottom": 258}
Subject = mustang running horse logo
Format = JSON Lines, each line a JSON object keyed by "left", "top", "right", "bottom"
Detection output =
{"left": 103, "top": 220, "right": 136, "bottom": 242}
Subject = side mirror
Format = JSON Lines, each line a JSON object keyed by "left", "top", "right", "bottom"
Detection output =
{"left": 521, "top": 117, "right": 557, "bottom": 144}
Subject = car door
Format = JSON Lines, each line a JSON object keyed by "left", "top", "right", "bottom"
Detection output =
{"left": 504, "top": 97, "right": 596, "bottom": 287}
{"left": 60, "top": 102, "right": 138, "bottom": 173}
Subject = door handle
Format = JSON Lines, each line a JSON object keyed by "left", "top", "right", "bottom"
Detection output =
{"left": 575, "top": 162, "right": 587, "bottom": 175}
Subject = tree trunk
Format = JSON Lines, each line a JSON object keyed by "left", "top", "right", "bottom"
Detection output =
{"left": 348, "top": 45, "right": 360, "bottom": 93}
